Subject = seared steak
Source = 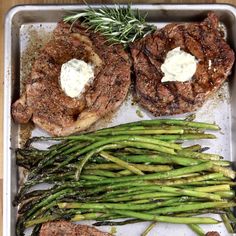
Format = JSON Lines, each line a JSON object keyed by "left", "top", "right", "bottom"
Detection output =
{"left": 39, "top": 221, "right": 111, "bottom": 236}
{"left": 130, "top": 12, "right": 235, "bottom": 116}
{"left": 205, "top": 232, "right": 220, "bottom": 236}
{"left": 12, "top": 22, "right": 131, "bottom": 136}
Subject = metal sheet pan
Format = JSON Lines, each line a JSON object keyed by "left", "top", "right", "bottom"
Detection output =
{"left": 3, "top": 4, "right": 236, "bottom": 236}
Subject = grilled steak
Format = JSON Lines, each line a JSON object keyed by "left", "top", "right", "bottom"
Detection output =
{"left": 205, "top": 232, "right": 220, "bottom": 236}
{"left": 12, "top": 22, "right": 131, "bottom": 136}
{"left": 130, "top": 12, "right": 235, "bottom": 116}
{"left": 39, "top": 221, "right": 111, "bottom": 236}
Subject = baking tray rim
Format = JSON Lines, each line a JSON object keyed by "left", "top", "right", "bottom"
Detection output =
{"left": 3, "top": 3, "right": 236, "bottom": 23}
{"left": 3, "top": 3, "right": 236, "bottom": 236}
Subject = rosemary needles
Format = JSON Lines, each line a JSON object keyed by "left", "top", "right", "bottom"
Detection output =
{"left": 63, "top": 5, "right": 156, "bottom": 45}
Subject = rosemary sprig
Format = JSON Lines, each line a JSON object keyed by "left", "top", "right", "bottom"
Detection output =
{"left": 63, "top": 5, "right": 156, "bottom": 45}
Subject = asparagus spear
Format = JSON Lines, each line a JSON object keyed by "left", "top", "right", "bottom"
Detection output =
{"left": 149, "top": 202, "right": 236, "bottom": 214}
{"left": 221, "top": 214, "right": 234, "bottom": 233}
{"left": 99, "top": 151, "right": 144, "bottom": 175}
{"left": 85, "top": 163, "right": 173, "bottom": 172}
{"left": 141, "top": 222, "right": 157, "bottom": 236}
{"left": 113, "top": 209, "right": 220, "bottom": 224}
{"left": 107, "top": 119, "right": 220, "bottom": 130}
{"left": 189, "top": 224, "right": 205, "bottom": 236}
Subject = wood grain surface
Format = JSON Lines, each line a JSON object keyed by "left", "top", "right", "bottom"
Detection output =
{"left": 0, "top": 1, "right": 235, "bottom": 236}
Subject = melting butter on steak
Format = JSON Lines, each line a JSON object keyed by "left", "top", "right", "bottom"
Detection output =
{"left": 12, "top": 22, "right": 131, "bottom": 136}
{"left": 39, "top": 221, "right": 112, "bottom": 236}
{"left": 130, "top": 12, "right": 235, "bottom": 116}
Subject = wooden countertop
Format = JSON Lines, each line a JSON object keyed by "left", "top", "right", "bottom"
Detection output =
{"left": 0, "top": 1, "right": 235, "bottom": 235}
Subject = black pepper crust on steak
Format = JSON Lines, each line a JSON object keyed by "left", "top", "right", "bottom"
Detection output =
{"left": 39, "top": 221, "right": 112, "bottom": 236}
{"left": 130, "top": 12, "right": 235, "bottom": 116}
{"left": 12, "top": 22, "right": 131, "bottom": 136}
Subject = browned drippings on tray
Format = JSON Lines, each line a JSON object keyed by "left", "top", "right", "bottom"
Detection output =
{"left": 198, "top": 82, "right": 230, "bottom": 118}
{"left": 19, "top": 25, "right": 53, "bottom": 145}
{"left": 20, "top": 25, "right": 53, "bottom": 91}
{"left": 19, "top": 122, "right": 35, "bottom": 147}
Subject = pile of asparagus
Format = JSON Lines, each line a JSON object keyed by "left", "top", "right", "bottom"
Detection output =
{"left": 15, "top": 118, "right": 236, "bottom": 236}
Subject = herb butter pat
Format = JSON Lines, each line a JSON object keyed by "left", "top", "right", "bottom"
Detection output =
{"left": 161, "top": 47, "right": 198, "bottom": 83}
{"left": 60, "top": 59, "right": 94, "bottom": 98}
